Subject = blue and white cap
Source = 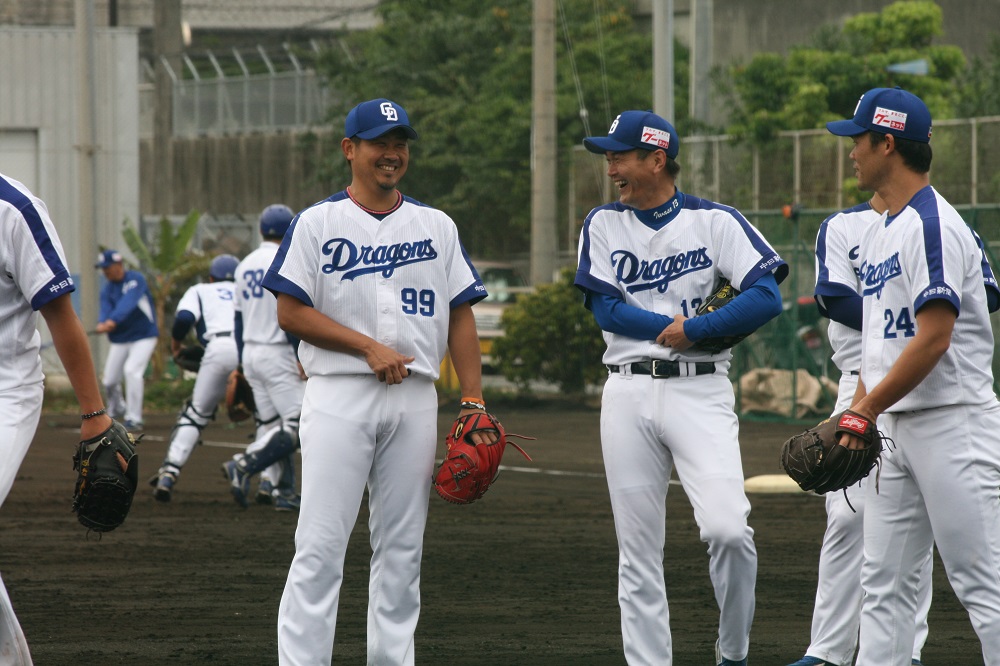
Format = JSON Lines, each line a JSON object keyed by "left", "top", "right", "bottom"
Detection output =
{"left": 345, "top": 98, "right": 418, "bottom": 140}
{"left": 827, "top": 87, "right": 932, "bottom": 143}
{"left": 583, "top": 110, "right": 679, "bottom": 159}
{"left": 95, "top": 249, "right": 123, "bottom": 268}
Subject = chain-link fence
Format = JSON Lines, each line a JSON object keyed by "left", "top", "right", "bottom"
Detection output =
{"left": 680, "top": 117, "right": 1000, "bottom": 211}
{"left": 732, "top": 204, "right": 1000, "bottom": 421}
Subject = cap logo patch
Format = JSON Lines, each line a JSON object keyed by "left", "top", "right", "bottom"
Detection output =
{"left": 608, "top": 114, "right": 622, "bottom": 134}
{"left": 380, "top": 102, "right": 398, "bottom": 121}
{"left": 872, "top": 106, "right": 907, "bottom": 132}
{"left": 641, "top": 126, "right": 671, "bottom": 149}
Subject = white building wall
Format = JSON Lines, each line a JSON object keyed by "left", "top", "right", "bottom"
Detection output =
{"left": 0, "top": 27, "right": 140, "bottom": 322}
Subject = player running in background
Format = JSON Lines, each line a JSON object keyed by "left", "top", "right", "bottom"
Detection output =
{"left": 785, "top": 191, "right": 939, "bottom": 666}
{"left": 150, "top": 254, "right": 241, "bottom": 502}
{"left": 575, "top": 110, "right": 787, "bottom": 666}
{"left": 1, "top": 172, "right": 115, "bottom": 663}
{"left": 828, "top": 87, "right": 1000, "bottom": 665}
{"left": 222, "top": 203, "right": 304, "bottom": 512}
{"left": 263, "top": 98, "right": 490, "bottom": 665}
{"left": 94, "top": 248, "right": 158, "bottom": 431}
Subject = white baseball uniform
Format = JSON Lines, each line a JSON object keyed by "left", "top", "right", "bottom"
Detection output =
{"left": 575, "top": 191, "right": 787, "bottom": 666}
{"left": 159, "top": 281, "right": 239, "bottom": 477}
{"left": 0, "top": 173, "right": 78, "bottom": 665}
{"left": 264, "top": 190, "right": 485, "bottom": 665}
{"left": 809, "top": 202, "right": 932, "bottom": 665}
{"left": 234, "top": 240, "right": 306, "bottom": 492}
{"left": 854, "top": 186, "right": 1000, "bottom": 665}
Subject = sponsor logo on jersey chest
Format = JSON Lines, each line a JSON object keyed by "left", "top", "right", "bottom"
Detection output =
{"left": 860, "top": 252, "right": 902, "bottom": 298}
{"left": 611, "top": 246, "right": 712, "bottom": 293}
{"left": 321, "top": 237, "right": 438, "bottom": 279}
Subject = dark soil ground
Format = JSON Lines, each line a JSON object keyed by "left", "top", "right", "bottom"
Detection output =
{"left": 0, "top": 404, "right": 982, "bottom": 665}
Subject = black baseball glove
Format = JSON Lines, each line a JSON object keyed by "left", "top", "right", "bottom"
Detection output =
{"left": 174, "top": 345, "right": 205, "bottom": 373}
{"left": 691, "top": 279, "right": 750, "bottom": 354}
{"left": 72, "top": 420, "right": 139, "bottom": 532}
{"left": 780, "top": 409, "right": 883, "bottom": 494}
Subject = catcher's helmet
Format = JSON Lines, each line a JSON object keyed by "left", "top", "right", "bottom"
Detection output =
{"left": 259, "top": 204, "right": 294, "bottom": 239}
{"left": 209, "top": 254, "right": 239, "bottom": 281}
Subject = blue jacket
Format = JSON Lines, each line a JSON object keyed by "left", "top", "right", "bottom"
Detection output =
{"left": 98, "top": 269, "right": 159, "bottom": 342}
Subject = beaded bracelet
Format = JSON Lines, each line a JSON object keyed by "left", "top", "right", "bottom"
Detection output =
{"left": 81, "top": 408, "right": 107, "bottom": 420}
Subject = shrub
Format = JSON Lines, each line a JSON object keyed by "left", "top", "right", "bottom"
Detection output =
{"left": 492, "top": 267, "right": 607, "bottom": 395}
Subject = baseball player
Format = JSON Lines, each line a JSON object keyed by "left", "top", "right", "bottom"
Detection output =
{"left": 95, "top": 249, "right": 159, "bottom": 431}
{"left": 1, "top": 172, "right": 114, "bottom": 664}
{"left": 149, "top": 254, "right": 241, "bottom": 502}
{"left": 222, "top": 204, "right": 304, "bottom": 511}
{"left": 262, "top": 98, "right": 489, "bottom": 665}
{"left": 785, "top": 192, "right": 939, "bottom": 666}
{"left": 575, "top": 110, "right": 787, "bottom": 666}
{"left": 827, "top": 87, "right": 1000, "bottom": 665}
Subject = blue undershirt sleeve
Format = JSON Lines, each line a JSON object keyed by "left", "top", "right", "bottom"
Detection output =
{"left": 816, "top": 293, "right": 863, "bottom": 331}
{"left": 682, "top": 273, "right": 782, "bottom": 341}
{"left": 171, "top": 310, "right": 196, "bottom": 342}
{"left": 587, "top": 292, "right": 672, "bottom": 340}
{"left": 234, "top": 312, "right": 244, "bottom": 363}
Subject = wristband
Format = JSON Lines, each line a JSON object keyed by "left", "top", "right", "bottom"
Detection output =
{"left": 460, "top": 396, "right": 485, "bottom": 406}
{"left": 460, "top": 401, "right": 487, "bottom": 411}
{"left": 81, "top": 408, "right": 107, "bottom": 420}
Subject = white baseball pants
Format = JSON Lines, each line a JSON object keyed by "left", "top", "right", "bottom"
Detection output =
{"left": 0, "top": 382, "right": 43, "bottom": 665}
{"left": 857, "top": 401, "right": 1000, "bottom": 665}
{"left": 601, "top": 370, "right": 756, "bottom": 666}
{"left": 278, "top": 374, "right": 437, "bottom": 666}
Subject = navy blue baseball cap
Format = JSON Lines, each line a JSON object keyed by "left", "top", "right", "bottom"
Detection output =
{"left": 583, "top": 110, "right": 679, "bottom": 159}
{"left": 827, "top": 87, "right": 932, "bottom": 143}
{"left": 95, "top": 249, "right": 123, "bottom": 268}
{"left": 345, "top": 98, "right": 418, "bottom": 140}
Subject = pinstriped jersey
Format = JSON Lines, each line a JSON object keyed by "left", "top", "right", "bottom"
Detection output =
{"left": 575, "top": 191, "right": 787, "bottom": 367}
{"left": 814, "top": 202, "right": 875, "bottom": 373}
{"left": 234, "top": 241, "right": 286, "bottom": 346}
{"left": 263, "top": 191, "right": 486, "bottom": 380}
{"left": 859, "top": 186, "right": 996, "bottom": 411}
{"left": 175, "top": 281, "right": 236, "bottom": 345}
{"left": 0, "top": 173, "right": 75, "bottom": 392}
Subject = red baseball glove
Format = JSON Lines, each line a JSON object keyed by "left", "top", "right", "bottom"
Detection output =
{"left": 433, "top": 412, "right": 535, "bottom": 505}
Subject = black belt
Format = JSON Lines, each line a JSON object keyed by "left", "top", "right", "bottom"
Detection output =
{"left": 847, "top": 370, "right": 859, "bottom": 376}
{"left": 607, "top": 360, "right": 716, "bottom": 378}
{"left": 214, "top": 332, "right": 231, "bottom": 338}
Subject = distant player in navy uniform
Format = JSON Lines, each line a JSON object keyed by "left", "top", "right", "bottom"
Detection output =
{"left": 95, "top": 249, "right": 159, "bottom": 431}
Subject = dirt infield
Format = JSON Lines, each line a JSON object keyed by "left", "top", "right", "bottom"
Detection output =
{"left": 1, "top": 405, "right": 981, "bottom": 665}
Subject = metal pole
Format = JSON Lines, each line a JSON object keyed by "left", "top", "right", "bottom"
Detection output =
{"left": 75, "top": 0, "right": 100, "bottom": 341}
{"left": 154, "top": 0, "right": 183, "bottom": 214}
{"left": 652, "top": 0, "right": 674, "bottom": 121}
{"left": 689, "top": 0, "right": 712, "bottom": 124}
{"left": 531, "top": 0, "right": 557, "bottom": 285}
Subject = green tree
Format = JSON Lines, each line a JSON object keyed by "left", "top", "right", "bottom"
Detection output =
{"left": 316, "top": 0, "right": 687, "bottom": 259}
{"left": 119, "top": 211, "right": 212, "bottom": 379}
{"left": 957, "top": 34, "right": 1000, "bottom": 117}
{"left": 492, "top": 267, "right": 605, "bottom": 395}
{"left": 720, "top": 0, "right": 965, "bottom": 141}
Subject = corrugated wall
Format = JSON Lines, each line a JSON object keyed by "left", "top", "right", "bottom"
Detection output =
{"left": 0, "top": 26, "right": 140, "bottom": 283}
